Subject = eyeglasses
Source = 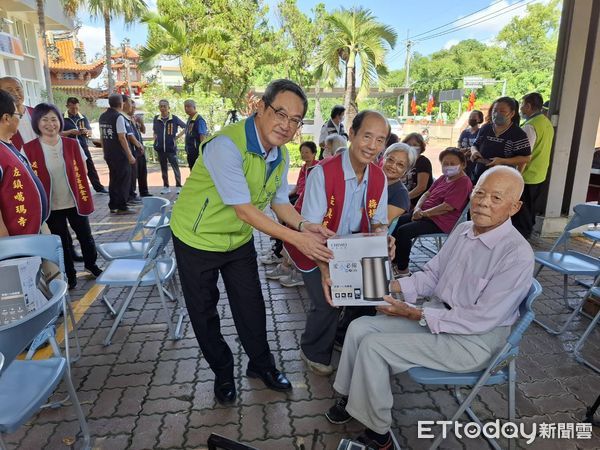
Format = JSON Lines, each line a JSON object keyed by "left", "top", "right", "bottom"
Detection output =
{"left": 384, "top": 156, "right": 407, "bottom": 169}
{"left": 267, "top": 104, "right": 303, "bottom": 129}
{"left": 11, "top": 112, "right": 23, "bottom": 119}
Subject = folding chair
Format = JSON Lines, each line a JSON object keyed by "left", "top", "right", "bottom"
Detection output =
{"left": 0, "top": 280, "right": 91, "bottom": 450}
{"left": 96, "top": 224, "right": 186, "bottom": 346}
{"left": 533, "top": 203, "right": 600, "bottom": 334}
{"left": 0, "top": 234, "right": 81, "bottom": 364}
{"left": 407, "top": 280, "right": 542, "bottom": 450}
{"left": 96, "top": 211, "right": 171, "bottom": 261}
{"left": 413, "top": 201, "right": 471, "bottom": 255}
{"left": 573, "top": 285, "right": 600, "bottom": 374}
{"left": 583, "top": 229, "right": 600, "bottom": 254}
{"left": 97, "top": 197, "right": 170, "bottom": 257}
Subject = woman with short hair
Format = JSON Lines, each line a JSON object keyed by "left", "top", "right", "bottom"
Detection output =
{"left": 402, "top": 132, "right": 433, "bottom": 208}
{"left": 23, "top": 103, "right": 101, "bottom": 289}
{"left": 382, "top": 143, "right": 416, "bottom": 223}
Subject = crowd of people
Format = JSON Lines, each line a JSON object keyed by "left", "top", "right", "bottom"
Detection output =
{"left": 0, "top": 74, "right": 555, "bottom": 448}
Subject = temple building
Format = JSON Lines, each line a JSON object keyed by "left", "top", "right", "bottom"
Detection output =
{"left": 47, "top": 30, "right": 104, "bottom": 100}
{"left": 111, "top": 40, "right": 146, "bottom": 98}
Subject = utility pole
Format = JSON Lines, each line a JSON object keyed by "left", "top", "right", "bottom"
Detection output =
{"left": 402, "top": 35, "right": 413, "bottom": 118}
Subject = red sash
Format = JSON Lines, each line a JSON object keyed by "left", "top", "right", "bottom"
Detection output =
{"left": 23, "top": 137, "right": 94, "bottom": 215}
{"left": 0, "top": 141, "right": 44, "bottom": 235}
{"left": 285, "top": 155, "right": 386, "bottom": 272}
{"left": 9, "top": 106, "right": 34, "bottom": 151}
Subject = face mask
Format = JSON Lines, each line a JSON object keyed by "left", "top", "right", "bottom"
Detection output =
{"left": 521, "top": 112, "right": 529, "bottom": 121}
{"left": 468, "top": 119, "right": 479, "bottom": 127}
{"left": 492, "top": 112, "right": 508, "bottom": 126}
{"left": 442, "top": 165, "right": 461, "bottom": 177}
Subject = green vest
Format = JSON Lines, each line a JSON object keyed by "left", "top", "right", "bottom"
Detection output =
{"left": 522, "top": 113, "right": 554, "bottom": 185}
{"left": 170, "top": 117, "right": 288, "bottom": 252}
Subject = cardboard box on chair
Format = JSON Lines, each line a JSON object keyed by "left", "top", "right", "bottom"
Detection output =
{"left": 328, "top": 233, "right": 391, "bottom": 307}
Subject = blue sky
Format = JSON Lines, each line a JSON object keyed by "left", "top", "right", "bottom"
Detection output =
{"left": 76, "top": 0, "right": 544, "bottom": 71}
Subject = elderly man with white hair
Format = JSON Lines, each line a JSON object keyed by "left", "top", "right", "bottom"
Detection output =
{"left": 325, "top": 166, "right": 535, "bottom": 450}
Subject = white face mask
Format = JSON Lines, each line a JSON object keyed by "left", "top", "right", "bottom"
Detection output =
{"left": 442, "top": 165, "right": 461, "bottom": 177}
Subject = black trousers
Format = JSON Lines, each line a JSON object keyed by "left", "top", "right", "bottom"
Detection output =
{"left": 82, "top": 145, "right": 104, "bottom": 192}
{"left": 105, "top": 155, "right": 130, "bottom": 211}
{"left": 392, "top": 214, "right": 443, "bottom": 270}
{"left": 511, "top": 182, "right": 545, "bottom": 239}
{"left": 173, "top": 235, "right": 274, "bottom": 382}
{"left": 301, "top": 268, "right": 341, "bottom": 365}
{"left": 46, "top": 207, "right": 97, "bottom": 280}
{"left": 157, "top": 151, "right": 182, "bottom": 187}
{"left": 137, "top": 153, "right": 149, "bottom": 196}
{"left": 187, "top": 150, "right": 199, "bottom": 169}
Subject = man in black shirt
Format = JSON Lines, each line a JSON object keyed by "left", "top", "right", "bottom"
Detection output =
{"left": 61, "top": 97, "right": 107, "bottom": 194}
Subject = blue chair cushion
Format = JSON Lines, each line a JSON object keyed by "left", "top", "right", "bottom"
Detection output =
{"left": 0, "top": 358, "right": 66, "bottom": 433}
{"left": 95, "top": 257, "right": 176, "bottom": 287}
{"left": 583, "top": 230, "right": 600, "bottom": 242}
{"left": 97, "top": 241, "right": 149, "bottom": 261}
{"left": 534, "top": 250, "right": 600, "bottom": 275}
{"left": 408, "top": 366, "right": 508, "bottom": 386}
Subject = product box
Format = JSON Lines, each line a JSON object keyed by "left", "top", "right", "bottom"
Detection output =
{"left": 328, "top": 233, "right": 391, "bottom": 307}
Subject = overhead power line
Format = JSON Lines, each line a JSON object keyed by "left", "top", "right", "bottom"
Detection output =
{"left": 414, "top": 0, "right": 534, "bottom": 42}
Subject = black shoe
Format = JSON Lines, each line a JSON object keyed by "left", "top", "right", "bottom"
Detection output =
{"left": 95, "top": 188, "right": 109, "bottom": 194}
{"left": 85, "top": 265, "right": 103, "bottom": 278}
{"left": 71, "top": 250, "right": 84, "bottom": 262}
{"left": 246, "top": 367, "right": 292, "bottom": 392}
{"left": 356, "top": 431, "right": 393, "bottom": 450}
{"left": 140, "top": 192, "right": 152, "bottom": 197}
{"left": 214, "top": 380, "right": 236, "bottom": 404}
{"left": 326, "top": 397, "right": 352, "bottom": 424}
{"left": 68, "top": 275, "right": 77, "bottom": 290}
{"left": 128, "top": 197, "right": 143, "bottom": 204}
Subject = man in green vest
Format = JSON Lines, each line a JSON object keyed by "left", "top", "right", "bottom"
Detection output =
{"left": 171, "top": 79, "right": 334, "bottom": 404}
{"left": 513, "top": 92, "right": 555, "bottom": 238}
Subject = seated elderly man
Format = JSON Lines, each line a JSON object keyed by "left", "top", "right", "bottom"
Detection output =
{"left": 324, "top": 166, "right": 534, "bottom": 449}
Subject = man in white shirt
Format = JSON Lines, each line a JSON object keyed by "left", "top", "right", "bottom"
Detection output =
{"left": 0, "top": 77, "right": 36, "bottom": 149}
{"left": 318, "top": 105, "right": 347, "bottom": 159}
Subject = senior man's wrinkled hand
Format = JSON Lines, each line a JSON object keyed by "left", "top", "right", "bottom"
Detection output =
{"left": 376, "top": 295, "right": 420, "bottom": 320}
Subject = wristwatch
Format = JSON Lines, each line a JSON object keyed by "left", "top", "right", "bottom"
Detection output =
{"left": 418, "top": 308, "right": 427, "bottom": 327}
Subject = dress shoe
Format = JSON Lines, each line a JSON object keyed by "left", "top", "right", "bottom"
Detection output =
{"left": 71, "top": 250, "right": 84, "bottom": 262}
{"left": 246, "top": 367, "right": 292, "bottom": 392}
{"left": 95, "top": 187, "right": 109, "bottom": 194}
{"left": 67, "top": 275, "right": 77, "bottom": 290}
{"left": 85, "top": 265, "right": 103, "bottom": 278}
{"left": 213, "top": 380, "right": 236, "bottom": 404}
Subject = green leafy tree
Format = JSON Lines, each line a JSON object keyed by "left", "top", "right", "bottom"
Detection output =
{"left": 315, "top": 7, "right": 397, "bottom": 124}
{"left": 139, "top": 0, "right": 224, "bottom": 91}
{"left": 276, "top": 0, "right": 326, "bottom": 88}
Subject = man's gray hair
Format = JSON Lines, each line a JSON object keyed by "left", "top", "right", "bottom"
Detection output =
{"left": 184, "top": 99, "right": 196, "bottom": 107}
{"left": 384, "top": 143, "right": 417, "bottom": 171}
{"left": 325, "top": 134, "right": 347, "bottom": 154}
{"left": 0, "top": 76, "right": 22, "bottom": 87}
{"left": 476, "top": 166, "right": 525, "bottom": 199}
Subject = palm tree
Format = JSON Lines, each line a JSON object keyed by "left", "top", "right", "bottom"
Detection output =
{"left": 315, "top": 7, "right": 397, "bottom": 125}
{"left": 139, "top": 9, "right": 223, "bottom": 91}
{"left": 63, "top": 0, "right": 147, "bottom": 93}
{"left": 35, "top": 0, "right": 54, "bottom": 102}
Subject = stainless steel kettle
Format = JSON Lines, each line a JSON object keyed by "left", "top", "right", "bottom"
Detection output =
{"left": 361, "top": 256, "right": 390, "bottom": 301}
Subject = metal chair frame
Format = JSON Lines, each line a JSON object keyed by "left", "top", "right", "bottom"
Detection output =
{"left": 407, "top": 280, "right": 542, "bottom": 450}
{"left": 96, "top": 224, "right": 186, "bottom": 346}
{"left": 533, "top": 203, "right": 600, "bottom": 334}
{"left": 0, "top": 280, "right": 91, "bottom": 450}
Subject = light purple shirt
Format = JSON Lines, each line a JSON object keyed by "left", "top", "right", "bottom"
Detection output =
{"left": 399, "top": 219, "right": 534, "bottom": 335}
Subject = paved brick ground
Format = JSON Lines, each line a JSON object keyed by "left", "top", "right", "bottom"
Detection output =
{"left": 3, "top": 148, "right": 600, "bottom": 450}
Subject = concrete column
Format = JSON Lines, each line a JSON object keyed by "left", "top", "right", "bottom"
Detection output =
{"left": 540, "top": 0, "right": 600, "bottom": 236}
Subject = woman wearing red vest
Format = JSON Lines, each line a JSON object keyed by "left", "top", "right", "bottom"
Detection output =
{"left": 0, "top": 89, "right": 48, "bottom": 236}
{"left": 24, "top": 103, "right": 101, "bottom": 289}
